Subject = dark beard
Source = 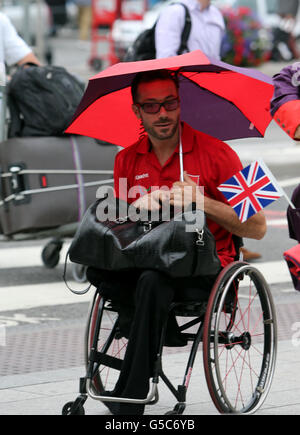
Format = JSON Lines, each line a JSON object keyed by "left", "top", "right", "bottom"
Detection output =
{"left": 142, "top": 115, "right": 180, "bottom": 140}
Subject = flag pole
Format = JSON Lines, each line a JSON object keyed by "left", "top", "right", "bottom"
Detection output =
{"left": 282, "top": 190, "right": 296, "bottom": 209}
{"left": 259, "top": 159, "right": 296, "bottom": 209}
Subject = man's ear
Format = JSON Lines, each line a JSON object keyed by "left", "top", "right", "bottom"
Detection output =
{"left": 132, "top": 104, "right": 141, "bottom": 120}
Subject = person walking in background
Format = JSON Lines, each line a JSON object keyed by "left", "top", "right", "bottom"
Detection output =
{"left": 155, "top": 0, "right": 225, "bottom": 59}
{"left": 45, "top": 0, "right": 68, "bottom": 37}
{"left": 73, "top": 0, "right": 92, "bottom": 41}
{"left": 277, "top": 0, "right": 300, "bottom": 59}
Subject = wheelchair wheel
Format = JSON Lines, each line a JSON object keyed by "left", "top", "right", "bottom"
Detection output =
{"left": 203, "top": 262, "right": 277, "bottom": 414}
{"left": 84, "top": 290, "right": 128, "bottom": 395}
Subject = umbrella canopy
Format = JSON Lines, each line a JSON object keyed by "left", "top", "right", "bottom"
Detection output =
{"left": 66, "top": 50, "right": 274, "bottom": 147}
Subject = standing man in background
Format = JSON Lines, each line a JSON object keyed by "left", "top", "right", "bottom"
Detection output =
{"left": 155, "top": 0, "right": 225, "bottom": 59}
{"left": 45, "top": 0, "right": 68, "bottom": 37}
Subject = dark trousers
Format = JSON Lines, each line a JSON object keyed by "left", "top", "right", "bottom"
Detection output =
{"left": 88, "top": 268, "right": 218, "bottom": 414}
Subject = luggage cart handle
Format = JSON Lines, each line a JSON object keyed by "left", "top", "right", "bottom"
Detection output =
{"left": 9, "top": 165, "right": 28, "bottom": 203}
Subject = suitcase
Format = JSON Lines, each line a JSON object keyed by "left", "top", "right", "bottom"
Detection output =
{"left": 0, "top": 135, "right": 118, "bottom": 236}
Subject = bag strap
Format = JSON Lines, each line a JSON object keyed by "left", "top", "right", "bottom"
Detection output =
{"left": 176, "top": 2, "right": 192, "bottom": 55}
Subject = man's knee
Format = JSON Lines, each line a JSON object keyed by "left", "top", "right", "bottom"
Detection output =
{"left": 136, "top": 270, "right": 173, "bottom": 303}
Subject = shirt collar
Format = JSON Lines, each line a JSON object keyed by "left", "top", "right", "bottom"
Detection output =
{"left": 136, "top": 121, "right": 194, "bottom": 155}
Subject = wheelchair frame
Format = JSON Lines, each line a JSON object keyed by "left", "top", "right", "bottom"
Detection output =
{"left": 62, "top": 260, "right": 277, "bottom": 416}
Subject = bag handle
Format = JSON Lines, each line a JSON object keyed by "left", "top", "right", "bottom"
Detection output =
{"left": 63, "top": 250, "right": 91, "bottom": 295}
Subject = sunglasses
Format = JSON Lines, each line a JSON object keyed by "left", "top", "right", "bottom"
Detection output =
{"left": 136, "top": 97, "right": 180, "bottom": 114}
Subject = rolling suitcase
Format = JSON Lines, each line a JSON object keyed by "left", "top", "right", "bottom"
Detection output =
{"left": 0, "top": 135, "right": 118, "bottom": 236}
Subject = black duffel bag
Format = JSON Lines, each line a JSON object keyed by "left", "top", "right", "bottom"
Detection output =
{"left": 8, "top": 64, "right": 84, "bottom": 138}
{"left": 68, "top": 198, "right": 221, "bottom": 278}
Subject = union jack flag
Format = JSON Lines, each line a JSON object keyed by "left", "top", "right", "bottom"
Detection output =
{"left": 218, "top": 160, "right": 284, "bottom": 223}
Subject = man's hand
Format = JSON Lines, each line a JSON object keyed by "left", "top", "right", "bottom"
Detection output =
{"left": 170, "top": 172, "right": 204, "bottom": 210}
{"left": 170, "top": 172, "right": 266, "bottom": 240}
{"left": 132, "top": 189, "right": 170, "bottom": 211}
{"left": 18, "top": 52, "right": 41, "bottom": 67}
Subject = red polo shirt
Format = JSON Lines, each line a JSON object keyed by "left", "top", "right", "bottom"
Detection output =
{"left": 114, "top": 122, "right": 243, "bottom": 267}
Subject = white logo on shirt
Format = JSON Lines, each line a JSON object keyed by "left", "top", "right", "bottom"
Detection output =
{"left": 135, "top": 173, "right": 149, "bottom": 180}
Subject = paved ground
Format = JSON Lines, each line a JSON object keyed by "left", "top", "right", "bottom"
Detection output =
{"left": 0, "top": 338, "right": 299, "bottom": 416}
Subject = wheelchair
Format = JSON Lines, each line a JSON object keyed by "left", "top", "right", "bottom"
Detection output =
{"left": 62, "top": 251, "right": 277, "bottom": 415}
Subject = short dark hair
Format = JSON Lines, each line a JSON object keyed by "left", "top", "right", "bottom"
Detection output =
{"left": 131, "top": 69, "right": 179, "bottom": 103}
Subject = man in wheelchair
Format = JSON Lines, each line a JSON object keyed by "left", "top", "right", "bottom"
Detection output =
{"left": 86, "top": 69, "right": 267, "bottom": 415}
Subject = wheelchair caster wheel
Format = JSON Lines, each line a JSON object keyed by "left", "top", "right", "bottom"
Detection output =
{"left": 165, "top": 403, "right": 186, "bottom": 415}
{"left": 42, "top": 239, "right": 63, "bottom": 269}
{"left": 89, "top": 57, "right": 103, "bottom": 71}
{"left": 62, "top": 401, "right": 85, "bottom": 415}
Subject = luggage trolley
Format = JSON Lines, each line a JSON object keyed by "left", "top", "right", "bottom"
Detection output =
{"left": 122, "top": 0, "right": 147, "bottom": 20}
{"left": 112, "top": 0, "right": 148, "bottom": 61}
{"left": 63, "top": 240, "right": 278, "bottom": 415}
{"left": 89, "top": 0, "right": 148, "bottom": 71}
{"left": 89, "top": 0, "right": 122, "bottom": 71}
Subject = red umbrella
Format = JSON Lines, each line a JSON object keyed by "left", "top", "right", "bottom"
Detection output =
{"left": 66, "top": 50, "right": 274, "bottom": 147}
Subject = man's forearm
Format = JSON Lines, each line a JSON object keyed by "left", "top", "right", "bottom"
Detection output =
{"left": 204, "top": 196, "right": 267, "bottom": 240}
